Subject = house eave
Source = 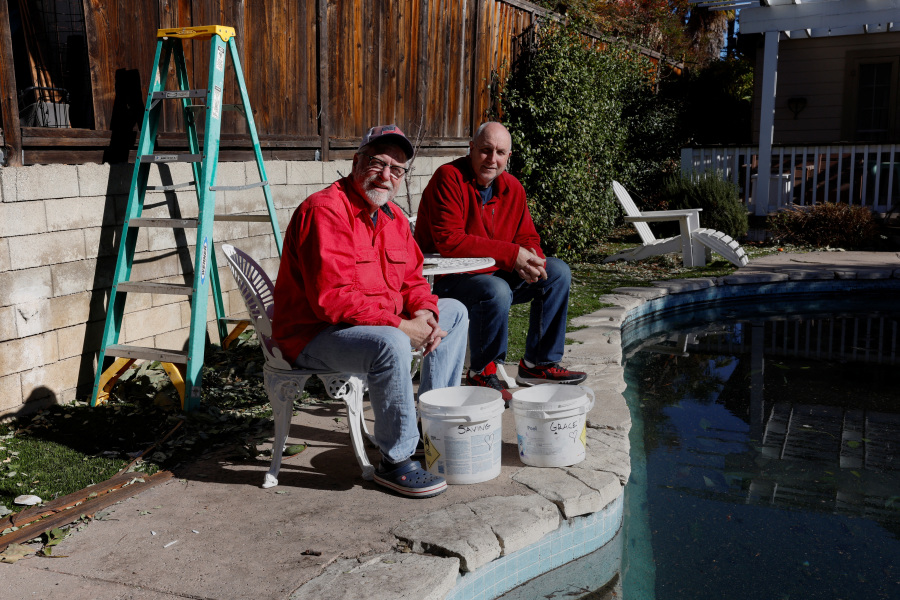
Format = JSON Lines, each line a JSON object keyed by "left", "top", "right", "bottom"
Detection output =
{"left": 738, "top": 0, "right": 900, "bottom": 37}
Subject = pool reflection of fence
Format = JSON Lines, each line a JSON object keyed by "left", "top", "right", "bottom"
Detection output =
{"left": 691, "top": 314, "right": 900, "bottom": 365}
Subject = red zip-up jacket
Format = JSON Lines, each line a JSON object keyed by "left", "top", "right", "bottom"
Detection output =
{"left": 414, "top": 156, "right": 545, "bottom": 273}
{"left": 272, "top": 177, "right": 438, "bottom": 362}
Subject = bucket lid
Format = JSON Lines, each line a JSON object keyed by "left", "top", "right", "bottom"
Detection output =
{"left": 510, "top": 384, "right": 594, "bottom": 414}
{"left": 419, "top": 386, "right": 505, "bottom": 420}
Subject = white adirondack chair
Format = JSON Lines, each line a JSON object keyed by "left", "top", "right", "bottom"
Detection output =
{"left": 604, "top": 181, "right": 749, "bottom": 268}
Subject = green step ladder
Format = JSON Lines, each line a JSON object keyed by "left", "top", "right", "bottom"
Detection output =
{"left": 91, "top": 25, "right": 282, "bottom": 411}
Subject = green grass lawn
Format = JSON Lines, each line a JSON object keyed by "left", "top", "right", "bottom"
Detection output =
{"left": 1, "top": 233, "right": 784, "bottom": 519}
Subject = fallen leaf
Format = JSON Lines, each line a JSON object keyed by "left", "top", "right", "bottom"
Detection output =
{"left": 14, "top": 494, "right": 42, "bottom": 506}
{"left": 0, "top": 544, "right": 32, "bottom": 564}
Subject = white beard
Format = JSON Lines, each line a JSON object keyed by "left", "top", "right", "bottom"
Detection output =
{"left": 364, "top": 187, "right": 391, "bottom": 207}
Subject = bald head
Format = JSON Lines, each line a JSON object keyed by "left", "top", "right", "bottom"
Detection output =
{"left": 473, "top": 122, "right": 511, "bottom": 147}
{"left": 470, "top": 122, "right": 512, "bottom": 187}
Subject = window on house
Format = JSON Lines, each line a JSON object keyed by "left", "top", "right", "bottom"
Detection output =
{"left": 856, "top": 62, "right": 893, "bottom": 140}
{"left": 843, "top": 50, "right": 899, "bottom": 143}
{"left": 11, "top": 0, "right": 93, "bottom": 129}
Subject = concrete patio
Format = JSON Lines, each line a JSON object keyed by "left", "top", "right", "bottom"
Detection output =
{"left": 1, "top": 250, "right": 898, "bottom": 600}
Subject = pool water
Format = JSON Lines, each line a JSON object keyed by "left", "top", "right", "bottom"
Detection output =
{"left": 621, "top": 293, "right": 900, "bottom": 600}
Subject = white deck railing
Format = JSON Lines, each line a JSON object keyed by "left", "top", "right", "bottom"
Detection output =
{"left": 681, "top": 144, "right": 900, "bottom": 214}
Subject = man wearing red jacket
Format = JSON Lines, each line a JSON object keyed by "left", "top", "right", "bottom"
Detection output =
{"left": 414, "top": 122, "right": 585, "bottom": 401}
{"left": 273, "top": 125, "right": 468, "bottom": 499}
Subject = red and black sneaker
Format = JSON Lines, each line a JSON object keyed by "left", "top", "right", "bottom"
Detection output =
{"left": 515, "top": 360, "right": 587, "bottom": 386}
{"left": 466, "top": 361, "right": 512, "bottom": 402}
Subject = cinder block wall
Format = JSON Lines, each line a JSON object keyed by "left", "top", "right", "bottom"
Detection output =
{"left": 0, "top": 155, "right": 457, "bottom": 417}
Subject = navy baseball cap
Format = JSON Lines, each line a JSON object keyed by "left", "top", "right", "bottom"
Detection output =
{"left": 359, "top": 124, "right": 414, "bottom": 160}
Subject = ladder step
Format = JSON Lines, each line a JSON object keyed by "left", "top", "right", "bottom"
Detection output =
{"left": 152, "top": 90, "right": 207, "bottom": 100}
{"left": 210, "top": 181, "right": 268, "bottom": 192}
{"left": 129, "top": 217, "right": 198, "bottom": 228}
{"left": 146, "top": 181, "right": 195, "bottom": 192}
{"left": 117, "top": 282, "right": 193, "bottom": 295}
{"left": 157, "top": 25, "right": 235, "bottom": 42}
{"left": 128, "top": 215, "right": 272, "bottom": 227}
{"left": 105, "top": 344, "right": 188, "bottom": 364}
{"left": 140, "top": 153, "right": 202, "bottom": 163}
{"left": 149, "top": 90, "right": 207, "bottom": 110}
{"left": 214, "top": 214, "right": 272, "bottom": 222}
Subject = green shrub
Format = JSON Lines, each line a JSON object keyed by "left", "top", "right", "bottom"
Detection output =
{"left": 652, "top": 171, "right": 748, "bottom": 240}
{"left": 502, "top": 23, "right": 680, "bottom": 261}
{"left": 766, "top": 203, "right": 880, "bottom": 249}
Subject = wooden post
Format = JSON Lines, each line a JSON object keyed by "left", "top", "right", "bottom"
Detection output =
{"left": 317, "top": 0, "right": 330, "bottom": 162}
{"left": 0, "top": 0, "right": 22, "bottom": 166}
{"left": 416, "top": 0, "right": 429, "bottom": 137}
{"left": 469, "top": 0, "right": 482, "bottom": 137}
{"left": 756, "top": 31, "right": 779, "bottom": 216}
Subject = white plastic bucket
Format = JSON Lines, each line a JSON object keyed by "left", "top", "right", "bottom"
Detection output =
{"left": 418, "top": 387, "right": 505, "bottom": 484}
{"left": 510, "top": 384, "right": 595, "bottom": 467}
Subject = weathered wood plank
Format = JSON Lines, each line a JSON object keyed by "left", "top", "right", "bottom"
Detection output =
{"left": 82, "top": 0, "right": 115, "bottom": 132}
{"left": 0, "top": 471, "right": 173, "bottom": 554}
{"left": 0, "top": 0, "right": 22, "bottom": 165}
{"left": 414, "top": 0, "right": 429, "bottom": 142}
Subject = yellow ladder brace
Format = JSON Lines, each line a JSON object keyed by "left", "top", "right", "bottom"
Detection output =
{"left": 221, "top": 320, "right": 251, "bottom": 350}
{"left": 96, "top": 358, "right": 186, "bottom": 409}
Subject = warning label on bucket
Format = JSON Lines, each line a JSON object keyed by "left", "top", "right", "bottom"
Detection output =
{"left": 424, "top": 433, "right": 440, "bottom": 470}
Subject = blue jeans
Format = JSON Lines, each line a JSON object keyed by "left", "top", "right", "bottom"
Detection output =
{"left": 433, "top": 257, "right": 571, "bottom": 373}
{"left": 293, "top": 298, "right": 468, "bottom": 464}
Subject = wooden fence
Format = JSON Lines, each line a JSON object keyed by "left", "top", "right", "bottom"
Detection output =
{"left": 0, "top": 0, "right": 555, "bottom": 166}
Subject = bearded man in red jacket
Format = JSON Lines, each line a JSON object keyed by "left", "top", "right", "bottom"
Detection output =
{"left": 273, "top": 125, "right": 468, "bottom": 499}
{"left": 414, "top": 122, "right": 586, "bottom": 402}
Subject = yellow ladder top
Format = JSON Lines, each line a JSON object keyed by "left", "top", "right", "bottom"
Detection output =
{"left": 157, "top": 25, "right": 235, "bottom": 42}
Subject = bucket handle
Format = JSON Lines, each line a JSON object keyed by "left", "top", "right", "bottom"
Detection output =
{"left": 580, "top": 385, "right": 595, "bottom": 410}
{"left": 421, "top": 411, "right": 482, "bottom": 422}
{"left": 513, "top": 386, "right": 596, "bottom": 416}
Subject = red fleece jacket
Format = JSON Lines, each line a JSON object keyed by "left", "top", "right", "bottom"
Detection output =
{"left": 414, "top": 156, "right": 544, "bottom": 273}
{"left": 272, "top": 178, "right": 438, "bottom": 362}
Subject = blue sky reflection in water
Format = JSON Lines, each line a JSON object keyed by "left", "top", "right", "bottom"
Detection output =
{"left": 620, "top": 294, "right": 900, "bottom": 600}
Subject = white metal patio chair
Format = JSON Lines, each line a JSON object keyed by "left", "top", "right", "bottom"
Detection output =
{"left": 603, "top": 180, "right": 749, "bottom": 268}
{"left": 221, "top": 244, "right": 375, "bottom": 488}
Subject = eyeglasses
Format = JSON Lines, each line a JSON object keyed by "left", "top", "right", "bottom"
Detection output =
{"left": 362, "top": 153, "right": 408, "bottom": 180}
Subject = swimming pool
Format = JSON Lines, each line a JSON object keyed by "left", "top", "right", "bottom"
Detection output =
{"left": 620, "top": 292, "right": 900, "bottom": 599}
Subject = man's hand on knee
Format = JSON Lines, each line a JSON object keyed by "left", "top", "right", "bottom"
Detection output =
{"left": 515, "top": 247, "right": 547, "bottom": 283}
{"left": 415, "top": 309, "right": 447, "bottom": 355}
{"left": 401, "top": 310, "right": 447, "bottom": 355}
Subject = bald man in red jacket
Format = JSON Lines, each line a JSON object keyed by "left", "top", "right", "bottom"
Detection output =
{"left": 414, "top": 122, "right": 586, "bottom": 401}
